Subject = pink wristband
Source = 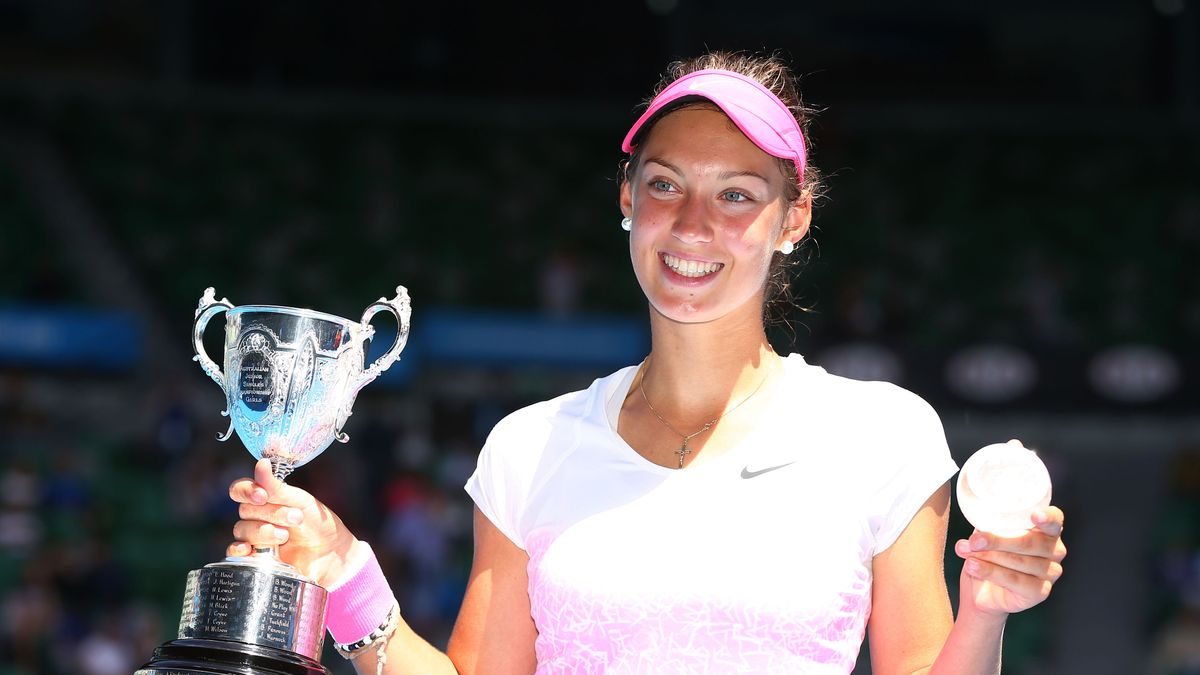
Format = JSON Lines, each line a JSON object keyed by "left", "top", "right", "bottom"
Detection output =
{"left": 324, "top": 543, "right": 396, "bottom": 644}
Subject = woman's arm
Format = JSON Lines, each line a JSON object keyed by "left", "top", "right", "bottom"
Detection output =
{"left": 446, "top": 507, "right": 538, "bottom": 673}
{"left": 345, "top": 507, "right": 538, "bottom": 675}
{"left": 867, "top": 482, "right": 960, "bottom": 675}
{"left": 868, "top": 481, "right": 1066, "bottom": 675}
{"left": 229, "top": 459, "right": 537, "bottom": 675}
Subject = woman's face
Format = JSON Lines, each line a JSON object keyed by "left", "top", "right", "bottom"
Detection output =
{"left": 620, "top": 106, "right": 810, "bottom": 326}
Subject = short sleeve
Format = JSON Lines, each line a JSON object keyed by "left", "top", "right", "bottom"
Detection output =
{"left": 867, "top": 386, "right": 960, "bottom": 554}
{"left": 464, "top": 399, "right": 567, "bottom": 552}
{"left": 462, "top": 377, "right": 608, "bottom": 554}
{"left": 464, "top": 414, "right": 529, "bottom": 550}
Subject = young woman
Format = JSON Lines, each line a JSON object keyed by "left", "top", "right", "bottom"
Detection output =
{"left": 228, "top": 52, "right": 1067, "bottom": 674}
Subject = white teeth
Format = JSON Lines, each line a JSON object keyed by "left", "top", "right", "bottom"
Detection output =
{"left": 663, "top": 253, "right": 722, "bottom": 278}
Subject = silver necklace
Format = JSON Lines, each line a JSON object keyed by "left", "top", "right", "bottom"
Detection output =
{"left": 639, "top": 365, "right": 771, "bottom": 468}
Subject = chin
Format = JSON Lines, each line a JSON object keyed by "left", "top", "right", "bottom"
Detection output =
{"left": 650, "top": 283, "right": 771, "bottom": 325}
{"left": 648, "top": 296, "right": 744, "bottom": 325}
{"left": 655, "top": 306, "right": 713, "bottom": 324}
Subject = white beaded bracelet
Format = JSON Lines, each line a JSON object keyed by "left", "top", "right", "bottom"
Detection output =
{"left": 333, "top": 598, "right": 401, "bottom": 672}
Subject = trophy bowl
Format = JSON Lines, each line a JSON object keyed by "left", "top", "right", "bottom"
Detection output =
{"left": 136, "top": 287, "right": 411, "bottom": 675}
{"left": 193, "top": 286, "right": 411, "bottom": 480}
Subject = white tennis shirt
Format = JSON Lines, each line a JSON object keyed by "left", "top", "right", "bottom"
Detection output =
{"left": 465, "top": 354, "right": 958, "bottom": 674}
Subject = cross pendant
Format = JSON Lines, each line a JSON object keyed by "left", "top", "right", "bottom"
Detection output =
{"left": 676, "top": 438, "right": 692, "bottom": 468}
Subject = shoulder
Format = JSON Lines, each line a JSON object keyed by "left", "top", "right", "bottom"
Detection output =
{"left": 466, "top": 364, "right": 638, "bottom": 548}
{"left": 488, "top": 366, "right": 627, "bottom": 442}
{"left": 481, "top": 364, "right": 636, "bottom": 466}
{"left": 779, "top": 357, "right": 957, "bottom": 551}
{"left": 487, "top": 393, "right": 581, "bottom": 444}
{"left": 779, "top": 353, "right": 949, "bottom": 469}
{"left": 781, "top": 353, "right": 942, "bottom": 427}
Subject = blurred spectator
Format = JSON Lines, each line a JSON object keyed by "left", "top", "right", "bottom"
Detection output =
{"left": 54, "top": 536, "right": 130, "bottom": 621}
{"left": 380, "top": 475, "right": 448, "bottom": 636}
{"left": 0, "top": 557, "right": 62, "bottom": 673}
{"left": 167, "top": 437, "right": 225, "bottom": 524}
{"left": 394, "top": 426, "right": 436, "bottom": 472}
{"left": 834, "top": 266, "right": 888, "bottom": 339}
{"left": 0, "top": 458, "right": 41, "bottom": 556}
{"left": 1149, "top": 447, "right": 1200, "bottom": 675}
{"left": 1016, "top": 249, "right": 1079, "bottom": 346}
{"left": 43, "top": 449, "right": 90, "bottom": 514}
{"left": 75, "top": 610, "right": 135, "bottom": 675}
{"left": 540, "top": 247, "right": 582, "bottom": 317}
{"left": 149, "top": 378, "right": 197, "bottom": 464}
{"left": 434, "top": 438, "right": 478, "bottom": 494}
{"left": 1149, "top": 597, "right": 1200, "bottom": 675}
{"left": 125, "top": 603, "right": 165, "bottom": 668}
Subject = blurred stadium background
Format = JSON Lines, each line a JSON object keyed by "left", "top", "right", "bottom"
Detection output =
{"left": 0, "top": 1, "right": 1197, "bottom": 673}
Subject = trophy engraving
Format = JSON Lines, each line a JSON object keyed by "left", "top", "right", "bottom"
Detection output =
{"left": 137, "top": 286, "right": 412, "bottom": 675}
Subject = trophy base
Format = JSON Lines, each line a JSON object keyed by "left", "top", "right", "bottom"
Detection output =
{"left": 135, "top": 637, "right": 329, "bottom": 675}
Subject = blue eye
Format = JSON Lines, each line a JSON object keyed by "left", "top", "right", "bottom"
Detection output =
{"left": 722, "top": 190, "right": 750, "bottom": 202}
{"left": 650, "top": 179, "right": 675, "bottom": 192}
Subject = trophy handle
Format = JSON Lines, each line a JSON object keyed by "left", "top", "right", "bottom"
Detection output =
{"left": 193, "top": 288, "right": 236, "bottom": 440}
{"left": 353, "top": 286, "right": 411, "bottom": 395}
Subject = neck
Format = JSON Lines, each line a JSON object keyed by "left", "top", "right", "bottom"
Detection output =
{"left": 638, "top": 304, "right": 781, "bottom": 422}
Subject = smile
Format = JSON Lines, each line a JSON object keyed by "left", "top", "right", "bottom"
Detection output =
{"left": 662, "top": 253, "right": 724, "bottom": 278}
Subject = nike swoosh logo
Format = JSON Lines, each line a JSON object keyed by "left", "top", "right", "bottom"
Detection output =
{"left": 740, "top": 462, "right": 796, "bottom": 479}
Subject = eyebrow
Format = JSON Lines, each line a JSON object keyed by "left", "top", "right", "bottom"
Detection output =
{"left": 643, "top": 157, "right": 683, "bottom": 175}
{"left": 643, "top": 157, "right": 771, "bottom": 184}
{"left": 717, "top": 169, "right": 771, "bottom": 183}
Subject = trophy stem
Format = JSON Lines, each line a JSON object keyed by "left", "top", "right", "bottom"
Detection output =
{"left": 253, "top": 544, "right": 282, "bottom": 560}
{"left": 258, "top": 459, "right": 293, "bottom": 566}
{"left": 271, "top": 457, "right": 296, "bottom": 482}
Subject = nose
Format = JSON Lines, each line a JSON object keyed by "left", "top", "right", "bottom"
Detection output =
{"left": 670, "top": 196, "right": 714, "bottom": 245}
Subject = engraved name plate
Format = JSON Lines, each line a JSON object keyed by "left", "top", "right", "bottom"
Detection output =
{"left": 236, "top": 331, "right": 276, "bottom": 414}
{"left": 179, "top": 561, "right": 327, "bottom": 660}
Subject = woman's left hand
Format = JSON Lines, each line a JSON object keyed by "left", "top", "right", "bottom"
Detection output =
{"left": 953, "top": 506, "right": 1067, "bottom": 616}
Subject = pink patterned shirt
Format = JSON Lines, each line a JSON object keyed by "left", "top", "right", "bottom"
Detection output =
{"left": 466, "top": 355, "right": 957, "bottom": 673}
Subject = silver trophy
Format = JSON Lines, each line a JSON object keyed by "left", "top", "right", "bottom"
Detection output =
{"left": 137, "top": 287, "right": 411, "bottom": 675}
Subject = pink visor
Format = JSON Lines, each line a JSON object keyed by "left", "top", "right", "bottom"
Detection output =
{"left": 621, "top": 68, "right": 807, "bottom": 179}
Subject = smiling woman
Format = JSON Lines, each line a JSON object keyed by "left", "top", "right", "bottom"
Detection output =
{"left": 225, "top": 51, "right": 1067, "bottom": 675}
{"left": 622, "top": 57, "right": 825, "bottom": 327}
{"left": 620, "top": 105, "right": 806, "bottom": 324}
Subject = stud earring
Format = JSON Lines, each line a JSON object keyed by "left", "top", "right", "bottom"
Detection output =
{"left": 780, "top": 240, "right": 795, "bottom": 255}
{"left": 621, "top": 217, "right": 632, "bottom": 232}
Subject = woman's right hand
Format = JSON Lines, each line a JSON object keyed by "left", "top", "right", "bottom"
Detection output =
{"left": 227, "top": 457, "right": 359, "bottom": 587}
